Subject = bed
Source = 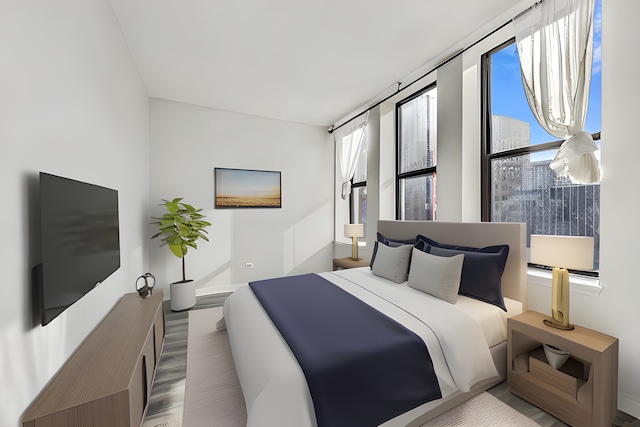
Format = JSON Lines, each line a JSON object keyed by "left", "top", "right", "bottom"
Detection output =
{"left": 222, "top": 220, "right": 527, "bottom": 427}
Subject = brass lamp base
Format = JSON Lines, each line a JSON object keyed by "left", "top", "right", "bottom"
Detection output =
{"left": 543, "top": 318, "right": 575, "bottom": 330}
{"left": 544, "top": 267, "right": 575, "bottom": 331}
{"left": 351, "top": 236, "right": 361, "bottom": 261}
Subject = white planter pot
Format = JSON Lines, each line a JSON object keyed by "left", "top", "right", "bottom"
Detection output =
{"left": 170, "top": 279, "right": 196, "bottom": 311}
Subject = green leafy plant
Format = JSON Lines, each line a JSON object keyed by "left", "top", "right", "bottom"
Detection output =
{"left": 151, "top": 198, "right": 211, "bottom": 283}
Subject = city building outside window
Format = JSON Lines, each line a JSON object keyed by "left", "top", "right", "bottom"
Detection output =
{"left": 481, "top": 0, "right": 601, "bottom": 271}
{"left": 396, "top": 85, "right": 437, "bottom": 220}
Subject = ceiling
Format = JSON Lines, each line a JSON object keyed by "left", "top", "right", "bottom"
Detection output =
{"left": 108, "top": 0, "right": 529, "bottom": 127}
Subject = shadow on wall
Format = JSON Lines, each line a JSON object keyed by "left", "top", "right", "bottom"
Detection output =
{"left": 286, "top": 243, "right": 334, "bottom": 276}
{"left": 283, "top": 200, "right": 333, "bottom": 273}
{"left": 193, "top": 260, "right": 232, "bottom": 289}
{"left": 196, "top": 244, "right": 334, "bottom": 289}
{"left": 190, "top": 198, "right": 334, "bottom": 290}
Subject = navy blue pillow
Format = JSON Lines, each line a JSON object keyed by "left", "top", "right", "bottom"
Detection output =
{"left": 370, "top": 233, "right": 418, "bottom": 268}
{"left": 415, "top": 235, "right": 509, "bottom": 311}
{"left": 377, "top": 232, "right": 417, "bottom": 247}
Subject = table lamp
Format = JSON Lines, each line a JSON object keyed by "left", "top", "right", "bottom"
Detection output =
{"left": 530, "top": 235, "right": 594, "bottom": 330}
{"left": 344, "top": 224, "right": 364, "bottom": 261}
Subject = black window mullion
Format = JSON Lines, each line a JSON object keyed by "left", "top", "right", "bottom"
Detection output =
{"left": 397, "top": 166, "right": 437, "bottom": 181}
{"left": 349, "top": 180, "right": 366, "bottom": 224}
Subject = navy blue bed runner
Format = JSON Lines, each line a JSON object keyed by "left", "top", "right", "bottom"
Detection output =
{"left": 249, "top": 273, "right": 441, "bottom": 427}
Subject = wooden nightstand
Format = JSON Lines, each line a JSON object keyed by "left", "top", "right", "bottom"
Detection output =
{"left": 332, "top": 257, "right": 369, "bottom": 270}
{"left": 507, "top": 310, "right": 618, "bottom": 427}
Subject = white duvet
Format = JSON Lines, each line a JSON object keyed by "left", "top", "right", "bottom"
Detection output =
{"left": 223, "top": 268, "right": 510, "bottom": 427}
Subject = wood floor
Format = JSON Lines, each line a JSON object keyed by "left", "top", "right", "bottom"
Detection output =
{"left": 143, "top": 292, "right": 639, "bottom": 427}
{"left": 143, "top": 293, "right": 230, "bottom": 427}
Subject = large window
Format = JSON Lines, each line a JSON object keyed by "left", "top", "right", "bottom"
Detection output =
{"left": 397, "top": 85, "right": 437, "bottom": 220}
{"left": 482, "top": 0, "right": 601, "bottom": 270}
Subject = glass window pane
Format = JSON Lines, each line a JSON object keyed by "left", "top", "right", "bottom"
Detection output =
{"left": 490, "top": 151, "right": 600, "bottom": 269}
{"left": 490, "top": 43, "right": 551, "bottom": 152}
{"left": 399, "top": 174, "right": 436, "bottom": 220}
{"left": 399, "top": 87, "right": 437, "bottom": 174}
{"left": 351, "top": 186, "right": 367, "bottom": 229}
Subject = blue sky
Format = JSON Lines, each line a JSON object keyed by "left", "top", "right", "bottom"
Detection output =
{"left": 216, "top": 168, "right": 280, "bottom": 195}
{"left": 491, "top": 0, "right": 602, "bottom": 148}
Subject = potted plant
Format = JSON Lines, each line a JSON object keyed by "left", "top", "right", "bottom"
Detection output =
{"left": 151, "top": 198, "right": 211, "bottom": 310}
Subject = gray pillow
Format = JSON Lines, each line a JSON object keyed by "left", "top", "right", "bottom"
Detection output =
{"left": 408, "top": 248, "right": 464, "bottom": 304}
{"left": 370, "top": 242, "right": 413, "bottom": 283}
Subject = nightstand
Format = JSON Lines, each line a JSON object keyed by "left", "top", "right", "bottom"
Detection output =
{"left": 507, "top": 310, "right": 618, "bottom": 427}
{"left": 332, "top": 257, "right": 369, "bottom": 270}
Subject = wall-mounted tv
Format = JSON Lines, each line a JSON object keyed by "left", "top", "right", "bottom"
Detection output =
{"left": 38, "top": 172, "right": 120, "bottom": 326}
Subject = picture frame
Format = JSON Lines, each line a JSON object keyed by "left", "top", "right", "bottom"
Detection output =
{"left": 214, "top": 167, "right": 282, "bottom": 208}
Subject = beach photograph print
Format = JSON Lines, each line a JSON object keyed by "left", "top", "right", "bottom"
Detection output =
{"left": 215, "top": 168, "right": 281, "bottom": 208}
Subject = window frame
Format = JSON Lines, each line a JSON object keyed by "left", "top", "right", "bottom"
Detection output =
{"left": 349, "top": 180, "right": 366, "bottom": 224}
{"left": 481, "top": 38, "right": 601, "bottom": 276}
{"left": 395, "top": 83, "right": 438, "bottom": 220}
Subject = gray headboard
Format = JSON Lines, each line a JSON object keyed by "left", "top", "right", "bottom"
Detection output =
{"left": 377, "top": 220, "right": 527, "bottom": 309}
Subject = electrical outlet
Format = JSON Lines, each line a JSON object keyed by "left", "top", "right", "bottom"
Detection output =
{"left": 245, "top": 262, "right": 254, "bottom": 269}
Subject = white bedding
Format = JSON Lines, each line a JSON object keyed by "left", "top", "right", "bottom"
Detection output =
{"left": 336, "top": 267, "right": 522, "bottom": 348}
{"left": 224, "top": 268, "right": 522, "bottom": 427}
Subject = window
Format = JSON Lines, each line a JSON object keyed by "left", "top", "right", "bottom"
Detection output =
{"left": 335, "top": 115, "right": 368, "bottom": 244}
{"left": 482, "top": 0, "right": 601, "bottom": 271}
{"left": 350, "top": 134, "right": 367, "bottom": 225}
{"left": 396, "top": 85, "right": 437, "bottom": 220}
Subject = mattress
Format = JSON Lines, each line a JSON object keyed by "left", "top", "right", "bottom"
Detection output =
{"left": 223, "top": 268, "right": 523, "bottom": 427}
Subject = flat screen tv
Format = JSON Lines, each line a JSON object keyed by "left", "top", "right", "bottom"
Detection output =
{"left": 38, "top": 172, "right": 120, "bottom": 326}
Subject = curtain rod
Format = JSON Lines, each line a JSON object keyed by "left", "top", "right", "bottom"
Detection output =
{"left": 328, "top": 1, "right": 538, "bottom": 134}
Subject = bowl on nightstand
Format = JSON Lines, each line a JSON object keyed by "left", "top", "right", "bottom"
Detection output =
{"left": 543, "top": 344, "right": 570, "bottom": 369}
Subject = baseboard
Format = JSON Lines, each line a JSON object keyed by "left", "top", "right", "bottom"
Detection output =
{"left": 619, "top": 393, "right": 640, "bottom": 421}
{"left": 196, "top": 283, "right": 241, "bottom": 296}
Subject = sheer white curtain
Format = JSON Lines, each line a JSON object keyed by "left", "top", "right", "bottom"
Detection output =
{"left": 335, "top": 111, "right": 369, "bottom": 199}
{"left": 514, "top": 0, "right": 600, "bottom": 183}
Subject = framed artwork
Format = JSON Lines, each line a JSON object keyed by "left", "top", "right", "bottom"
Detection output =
{"left": 214, "top": 168, "right": 282, "bottom": 208}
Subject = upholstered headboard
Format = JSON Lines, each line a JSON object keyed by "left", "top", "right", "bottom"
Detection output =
{"left": 376, "top": 220, "right": 527, "bottom": 309}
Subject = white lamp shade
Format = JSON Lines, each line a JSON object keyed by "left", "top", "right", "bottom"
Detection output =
{"left": 530, "top": 235, "right": 594, "bottom": 270}
{"left": 344, "top": 223, "right": 364, "bottom": 238}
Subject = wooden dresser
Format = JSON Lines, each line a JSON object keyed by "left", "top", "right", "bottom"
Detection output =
{"left": 23, "top": 291, "right": 165, "bottom": 427}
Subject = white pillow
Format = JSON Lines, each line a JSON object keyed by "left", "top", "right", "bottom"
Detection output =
{"left": 408, "top": 248, "right": 464, "bottom": 304}
{"left": 371, "top": 242, "right": 413, "bottom": 283}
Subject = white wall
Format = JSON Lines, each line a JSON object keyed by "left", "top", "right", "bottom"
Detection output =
{"left": 0, "top": 1, "right": 150, "bottom": 426}
{"left": 379, "top": 102, "right": 397, "bottom": 221}
{"left": 364, "top": 108, "right": 381, "bottom": 252}
{"left": 436, "top": 56, "right": 464, "bottom": 221}
{"left": 149, "top": 99, "right": 334, "bottom": 295}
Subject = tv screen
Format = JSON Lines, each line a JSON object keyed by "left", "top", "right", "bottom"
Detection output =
{"left": 38, "top": 172, "right": 120, "bottom": 326}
